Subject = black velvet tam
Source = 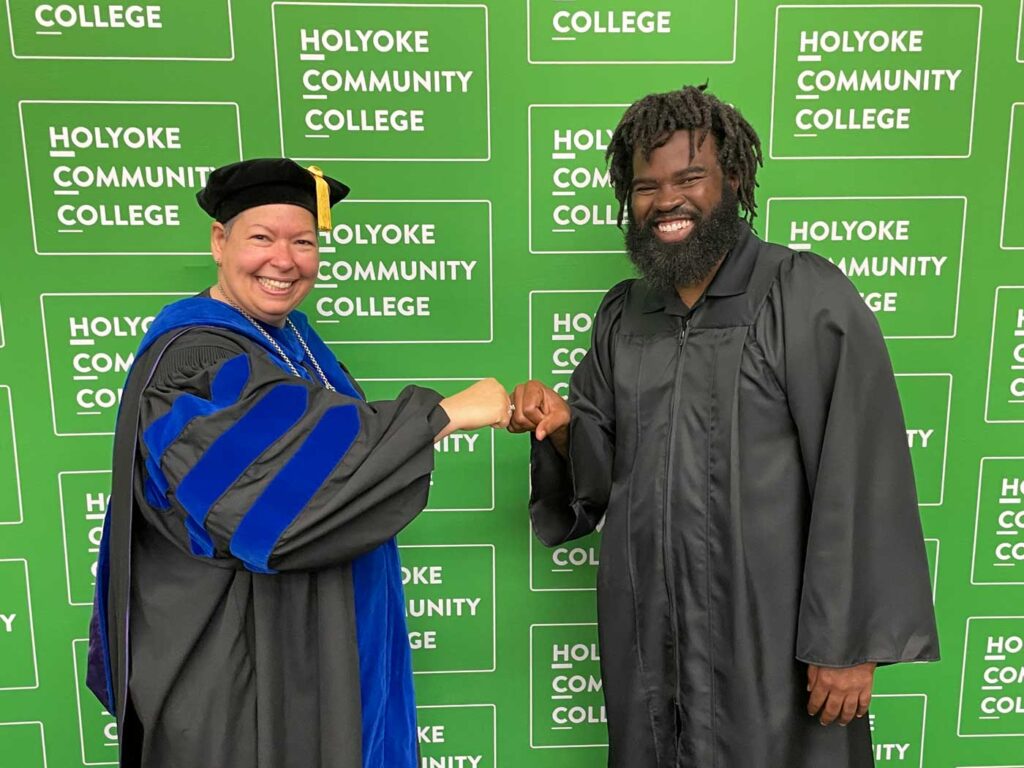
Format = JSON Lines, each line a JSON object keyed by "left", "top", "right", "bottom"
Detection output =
{"left": 196, "top": 158, "right": 350, "bottom": 223}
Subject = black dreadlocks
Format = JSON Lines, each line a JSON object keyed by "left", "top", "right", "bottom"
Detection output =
{"left": 606, "top": 84, "right": 763, "bottom": 227}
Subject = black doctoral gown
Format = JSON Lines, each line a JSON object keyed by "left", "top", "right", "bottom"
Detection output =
{"left": 530, "top": 223, "right": 940, "bottom": 768}
{"left": 90, "top": 297, "right": 445, "bottom": 768}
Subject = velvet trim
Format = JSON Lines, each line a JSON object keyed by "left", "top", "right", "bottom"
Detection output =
{"left": 229, "top": 404, "right": 361, "bottom": 573}
{"left": 174, "top": 383, "right": 308, "bottom": 556}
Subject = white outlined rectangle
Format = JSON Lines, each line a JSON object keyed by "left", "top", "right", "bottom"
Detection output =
{"left": 0, "top": 386, "right": 24, "bottom": 526}
{"left": 769, "top": 4, "right": 982, "bottom": 160}
{"left": 924, "top": 537, "right": 940, "bottom": 603}
{"left": 272, "top": 3, "right": 491, "bottom": 162}
{"left": 5, "top": 0, "right": 235, "bottom": 61}
{"left": 527, "top": 289, "right": 606, "bottom": 593}
{"left": 58, "top": 470, "right": 110, "bottom": 605}
{"left": 416, "top": 704, "right": 497, "bottom": 767}
{"left": 525, "top": 0, "right": 738, "bottom": 64}
{"left": 71, "top": 639, "right": 117, "bottom": 765}
{"left": 1001, "top": 104, "right": 1024, "bottom": 250}
{"left": 18, "top": 101, "right": 243, "bottom": 256}
{"left": 985, "top": 286, "right": 1024, "bottom": 423}
{"left": 896, "top": 373, "right": 952, "bottom": 507}
{"left": 1018, "top": 0, "right": 1024, "bottom": 64}
{"left": 0, "top": 302, "right": 5, "bottom": 347}
{"left": 529, "top": 622, "right": 606, "bottom": 749}
{"left": 763, "top": 196, "right": 967, "bottom": 339}
{"left": 40, "top": 292, "right": 191, "bottom": 437}
{"left": 362, "top": 379, "right": 495, "bottom": 511}
{"left": 958, "top": 615, "right": 1024, "bottom": 737}
{"left": 316, "top": 200, "right": 494, "bottom": 344}
{"left": 528, "top": 519, "right": 601, "bottom": 594}
{"left": 0, "top": 559, "right": 39, "bottom": 691}
{"left": 871, "top": 693, "right": 927, "bottom": 768}
{"left": 527, "top": 105, "right": 627, "bottom": 255}
{"left": 971, "top": 458, "right": 1024, "bottom": 586}
{"left": 0, "top": 722, "right": 47, "bottom": 768}
{"left": 400, "top": 544, "right": 496, "bottom": 675}
{"left": 527, "top": 289, "right": 607, "bottom": 380}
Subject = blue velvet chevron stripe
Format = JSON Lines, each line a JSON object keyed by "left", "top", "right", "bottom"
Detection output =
{"left": 229, "top": 404, "right": 361, "bottom": 573}
{"left": 174, "top": 383, "right": 308, "bottom": 556}
{"left": 142, "top": 354, "right": 251, "bottom": 553}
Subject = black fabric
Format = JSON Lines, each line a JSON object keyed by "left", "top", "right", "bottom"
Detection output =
{"left": 106, "top": 327, "right": 448, "bottom": 767}
{"left": 530, "top": 223, "right": 939, "bottom": 768}
{"left": 196, "top": 158, "right": 350, "bottom": 223}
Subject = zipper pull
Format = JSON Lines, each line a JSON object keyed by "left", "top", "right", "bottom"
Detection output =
{"left": 678, "top": 319, "right": 689, "bottom": 346}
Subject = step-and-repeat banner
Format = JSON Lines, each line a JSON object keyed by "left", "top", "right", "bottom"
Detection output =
{"left": 1, "top": 0, "right": 1022, "bottom": 765}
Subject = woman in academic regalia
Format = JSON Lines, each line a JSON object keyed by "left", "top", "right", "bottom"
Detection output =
{"left": 87, "top": 158, "right": 510, "bottom": 768}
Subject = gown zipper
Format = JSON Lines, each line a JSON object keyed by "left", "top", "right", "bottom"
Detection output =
{"left": 662, "top": 314, "right": 689, "bottom": 763}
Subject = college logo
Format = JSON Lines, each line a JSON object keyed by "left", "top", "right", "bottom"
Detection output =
{"left": 362, "top": 379, "right": 495, "bottom": 511}
{"left": 869, "top": 694, "right": 926, "bottom": 766}
{"left": 0, "top": 559, "right": 38, "bottom": 691}
{"left": 764, "top": 196, "right": 965, "bottom": 338}
{"left": 770, "top": 4, "right": 981, "bottom": 158}
{"left": 528, "top": 290, "right": 606, "bottom": 591}
{"left": 528, "top": 105, "right": 626, "bottom": 255}
{"left": 272, "top": 2, "right": 490, "bottom": 161}
{"left": 6, "top": 0, "right": 234, "bottom": 60}
{"left": 958, "top": 617, "right": 1024, "bottom": 736}
{"left": 530, "top": 623, "right": 606, "bottom": 748}
{"left": 58, "top": 471, "right": 110, "bottom": 605}
{"left": 895, "top": 374, "right": 951, "bottom": 507}
{"left": 417, "top": 704, "right": 495, "bottom": 767}
{"left": 40, "top": 292, "right": 189, "bottom": 435}
{"left": 19, "top": 100, "right": 242, "bottom": 255}
{"left": 306, "top": 201, "right": 493, "bottom": 344}
{"left": 986, "top": 287, "right": 1024, "bottom": 423}
{"left": 526, "top": 0, "right": 736, "bottom": 64}
{"left": 400, "top": 544, "right": 495, "bottom": 674}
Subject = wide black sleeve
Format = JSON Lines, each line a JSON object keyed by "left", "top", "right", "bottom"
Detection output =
{"left": 767, "top": 253, "right": 939, "bottom": 667}
{"left": 137, "top": 330, "right": 449, "bottom": 573}
{"left": 529, "top": 281, "right": 629, "bottom": 546}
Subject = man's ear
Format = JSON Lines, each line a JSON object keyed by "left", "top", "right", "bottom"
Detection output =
{"left": 728, "top": 174, "right": 740, "bottom": 194}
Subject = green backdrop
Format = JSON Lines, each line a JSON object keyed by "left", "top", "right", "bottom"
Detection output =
{"left": 1, "top": 0, "right": 1023, "bottom": 765}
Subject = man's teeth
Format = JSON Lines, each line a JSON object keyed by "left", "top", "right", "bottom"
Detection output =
{"left": 258, "top": 277, "right": 293, "bottom": 290}
{"left": 657, "top": 219, "right": 693, "bottom": 233}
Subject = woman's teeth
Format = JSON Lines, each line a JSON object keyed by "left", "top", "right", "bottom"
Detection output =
{"left": 258, "top": 277, "right": 293, "bottom": 290}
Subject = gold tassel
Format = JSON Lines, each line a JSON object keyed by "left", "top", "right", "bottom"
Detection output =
{"left": 306, "top": 165, "right": 331, "bottom": 232}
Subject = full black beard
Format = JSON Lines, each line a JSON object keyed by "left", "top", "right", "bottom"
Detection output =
{"left": 625, "top": 185, "right": 741, "bottom": 293}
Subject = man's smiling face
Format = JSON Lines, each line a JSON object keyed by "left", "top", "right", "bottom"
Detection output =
{"left": 625, "top": 129, "right": 741, "bottom": 292}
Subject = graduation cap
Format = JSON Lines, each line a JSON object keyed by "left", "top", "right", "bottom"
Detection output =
{"left": 196, "top": 158, "right": 350, "bottom": 232}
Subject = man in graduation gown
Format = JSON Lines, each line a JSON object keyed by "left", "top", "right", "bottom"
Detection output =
{"left": 87, "top": 158, "right": 512, "bottom": 768}
{"left": 510, "top": 86, "right": 939, "bottom": 767}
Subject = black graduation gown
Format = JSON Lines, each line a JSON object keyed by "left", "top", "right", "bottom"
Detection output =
{"left": 530, "top": 224, "right": 940, "bottom": 768}
{"left": 96, "top": 300, "right": 447, "bottom": 768}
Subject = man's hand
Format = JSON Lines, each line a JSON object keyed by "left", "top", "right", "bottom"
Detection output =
{"left": 508, "top": 380, "right": 571, "bottom": 455}
{"left": 806, "top": 662, "right": 876, "bottom": 726}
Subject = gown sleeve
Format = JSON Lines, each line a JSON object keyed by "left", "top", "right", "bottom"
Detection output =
{"left": 768, "top": 252, "right": 940, "bottom": 667}
{"left": 529, "top": 281, "right": 629, "bottom": 546}
{"left": 137, "top": 330, "right": 450, "bottom": 573}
